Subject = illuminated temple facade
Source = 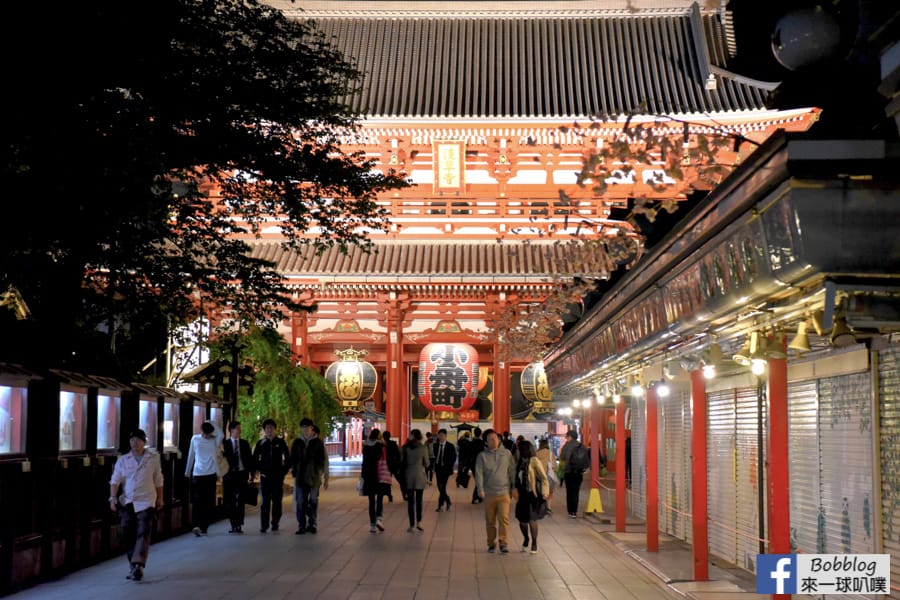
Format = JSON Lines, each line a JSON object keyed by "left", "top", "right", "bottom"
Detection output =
{"left": 240, "top": 0, "right": 819, "bottom": 437}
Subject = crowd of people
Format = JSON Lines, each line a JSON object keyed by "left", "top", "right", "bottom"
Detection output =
{"left": 109, "top": 419, "right": 593, "bottom": 582}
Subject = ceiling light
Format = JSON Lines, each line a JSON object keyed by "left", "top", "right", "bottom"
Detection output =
{"left": 788, "top": 321, "right": 811, "bottom": 353}
{"left": 656, "top": 379, "right": 670, "bottom": 398}
{"left": 831, "top": 316, "right": 856, "bottom": 348}
{"left": 733, "top": 332, "right": 755, "bottom": 367}
{"left": 766, "top": 331, "right": 788, "bottom": 359}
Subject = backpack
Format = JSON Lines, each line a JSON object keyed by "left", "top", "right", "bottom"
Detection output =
{"left": 569, "top": 443, "right": 591, "bottom": 472}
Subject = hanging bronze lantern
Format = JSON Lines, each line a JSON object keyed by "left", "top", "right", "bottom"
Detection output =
{"left": 417, "top": 343, "right": 479, "bottom": 413}
{"left": 521, "top": 361, "right": 554, "bottom": 413}
{"left": 324, "top": 348, "right": 377, "bottom": 411}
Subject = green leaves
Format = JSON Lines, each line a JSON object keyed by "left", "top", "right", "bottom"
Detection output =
{"left": 0, "top": 0, "right": 407, "bottom": 375}
{"left": 228, "top": 326, "right": 341, "bottom": 440}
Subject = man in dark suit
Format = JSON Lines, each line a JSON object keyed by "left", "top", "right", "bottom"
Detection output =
{"left": 433, "top": 428, "right": 457, "bottom": 512}
{"left": 222, "top": 420, "right": 254, "bottom": 533}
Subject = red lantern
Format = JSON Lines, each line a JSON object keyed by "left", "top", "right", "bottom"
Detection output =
{"left": 417, "top": 343, "right": 479, "bottom": 412}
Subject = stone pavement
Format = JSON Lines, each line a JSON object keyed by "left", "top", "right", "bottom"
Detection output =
{"left": 584, "top": 483, "right": 765, "bottom": 600}
{"left": 8, "top": 461, "right": 762, "bottom": 600}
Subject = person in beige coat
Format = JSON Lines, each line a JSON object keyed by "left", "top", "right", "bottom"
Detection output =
{"left": 401, "top": 429, "right": 429, "bottom": 532}
{"left": 535, "top": 438, "right": 557, "bottom": 514}
{"left": 513, "top": 440, "right": 550, "bottom": 554}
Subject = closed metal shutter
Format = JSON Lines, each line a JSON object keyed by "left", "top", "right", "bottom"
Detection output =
{"left": 788, "top": 380, "right": 820, "bottom": 556}
{"left": 661, "top": 386, "right": 692, "bottom": 543}
{"left": 879, "top": 346, "right": 900, "bottom": 599}
{"left": 735, "top": 385, "right": 766, "bottom": 572}
{"left": 818, "top": 372, "right": 876, "bottom": 559}
{"left": 707, "top": 389, "right": 738, "bottom": 565}
{"left": 510, "top": 423, "right": 551, "bottom": 445}
{"left": 632, "top": 395, "right": 647, "bottom": 520}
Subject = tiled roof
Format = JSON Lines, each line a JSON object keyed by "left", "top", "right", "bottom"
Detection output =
{"left": 249, "top": 241, "right": 583, "bottom": 278}
{"left": 310, "top": 11, "right": 769, "bottom": 118}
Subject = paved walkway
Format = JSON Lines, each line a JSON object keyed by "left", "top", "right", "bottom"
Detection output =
{"left": 9, "top": 460, "right": 692, "bottom": 600}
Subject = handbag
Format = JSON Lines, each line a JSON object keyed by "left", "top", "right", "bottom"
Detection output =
{"left": 243, "top": 481, "right": 259, "bottom": 506}
{"left": 357, "top": 476, "right": 366, "bottom": 497}
{"left": 532, "top": 478, "right": 548, "bottom": 520}
{"left": 215, "top": 445, "right": 229, "bottom": 479}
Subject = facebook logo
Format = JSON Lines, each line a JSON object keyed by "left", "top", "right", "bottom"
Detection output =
{"left": 757, "top": 554, "right": 797, "bottom": 594}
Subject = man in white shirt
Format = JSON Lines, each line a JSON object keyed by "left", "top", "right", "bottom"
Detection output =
{"left": 185, "top": 421, "right": 223, "bottom": 536}
{"left": 109, "top": 429, "right": 164, "bottom": 582}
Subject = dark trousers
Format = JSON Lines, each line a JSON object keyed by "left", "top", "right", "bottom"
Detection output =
{"left": 564, "top": 471, "right": 583, "bottom": 515}
{"left": 407, "top": 488, "right": 424, "bottom": 526}
{"left": 472, "top": 469, "right": 481, "bottom": 502}
{"left": 120, "top": 504, "right": 155, "bottom": 566}
{"left": 295, "top": 483, "right": 320, "bottom": 529}
{"left": 395, "top": 473, "right": 407, "bottom": 500}
{"left": 436, "top": 470, "right": 452, "bottom": 508}
{"left": 259, "top": 472, "right": 285, "bottom": 530}
{"left": 190, "top": 474, "right": 217, "bottom": 533}
{"left": 368, "top": 486, "right": 387, "bottom": 524}
{"left": 223, "top": 470, "right": 248, "bottom": 529}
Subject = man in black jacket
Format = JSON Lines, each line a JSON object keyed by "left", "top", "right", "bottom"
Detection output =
{"left": 252, "top": 418, "right": 290, "bottom": 532}
{"left": 222, "top": 420, "right": 255, "bottom": 533}
{"left": 433, "top": 428, "right": 457, "bottom": 512}
{"left": 289, "top": 418, "right": 329, "bottom": 534}
{"left": 383, "top": 431, "right": 402, "bottom": 501}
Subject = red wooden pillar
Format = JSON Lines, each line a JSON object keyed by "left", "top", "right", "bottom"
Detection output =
{"left": 382, "top": 293, "right": 408, "bottom": 438}
{"left": 400, "top": 363, "right": 411, "bottom": 437}
{"left": 290, "top": 311, "right": 310, "bottom": 367}
{"left": 767, "top": 353, "right": 791, "bottom": 600}
{"left": 615, "top": 399, "right": 626, "bottom": 532}
{"left": 646, "top": 386, "right": 659, "bottom": 552}
{"left": 492, "top": 355, "right": 510, "bottom": 434}
{"left": 486, "top": 292, "right": 513, "bottom": 435}
{"left": 690, "top": 369, "right": 709, "bottom": 580}
{"left": 590, "top": 401, "right": 602, "bottom": 486}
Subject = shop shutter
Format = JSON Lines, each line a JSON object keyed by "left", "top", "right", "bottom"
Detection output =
{"left": 788, "top": 380, "right": 820, "bottom": 556}
{"left": 631, "top": 395, "right": 647, "bottom": 520}
{"left": 735, "top": 385, "right": 766, "bottom": 573}
{"left": 510, "top": 423, "right": 551, "bottom": 445}
{"left": 818, "top": 372, "right": 876, "bottom": 560}
{"left": 661, "top": 386, "right": 692, "bottom": 542}
{"left": 879, "top": 346, "right": 900, "bottom": 599}
{"left": 707, "top": 389, "right": 738, "bottom": 565}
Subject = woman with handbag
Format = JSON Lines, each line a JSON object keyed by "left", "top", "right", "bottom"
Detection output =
{"left": 513, "top": 440, "right": 550, "bottom": 554}
{"left": 361, "top": 429, "right": 390, "bottom": 533}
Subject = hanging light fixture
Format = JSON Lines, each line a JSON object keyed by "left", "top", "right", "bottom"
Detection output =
{"left": 679, "top": 355, "right": 700, "bottom": 372}
{"left": 628, "top": 374, "right": 643, "bottom": 397}
{"left": 701, "top": 342, "right": 724, "bottom": 379}
{"left": 766, "top": 331, "right": 788, "bottom": 359}
{"left": 663, "top": 360, "right": 679, "bottom": 380}
{"left": 655, "top": 379, "right": 670, "bottom": 398}
{"left": 788, "top": 320, "right": 812, "bottom": 353}
{"left": 733, "top": 331, "right": 757, "bottom": 367}
{"left": 750, "top": 334, "right": 768, "bottom": 375}
{"left": 831, "top": 315, "right": 856, "bottom": 348}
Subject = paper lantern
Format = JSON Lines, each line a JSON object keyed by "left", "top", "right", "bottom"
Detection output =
{"left": 325, "top": 349, "right": 377, "bottom": 411}
{"left": 417, "top": 343, "right": 479, "bottom": 412}
{"left": 521, "top": 361, "right": 554, "bottom": 413}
